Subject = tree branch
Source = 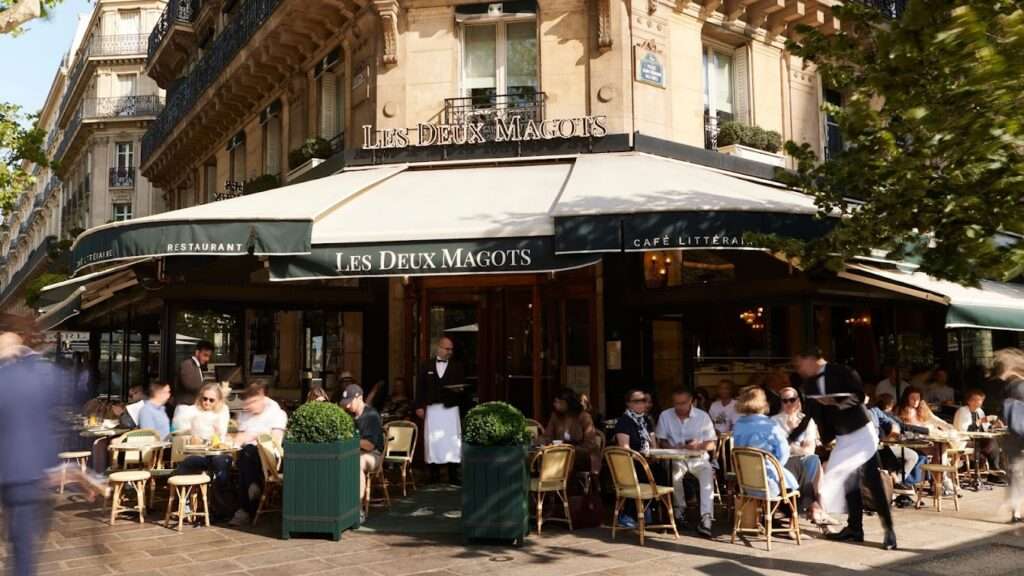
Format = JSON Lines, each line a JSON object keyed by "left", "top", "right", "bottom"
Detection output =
{"left": 0, "top": 0, "right": 42, "bottom": 35}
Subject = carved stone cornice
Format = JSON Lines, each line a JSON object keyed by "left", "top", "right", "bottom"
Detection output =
{"left": 373, "top": 0, "right": 400, "bottom": 66}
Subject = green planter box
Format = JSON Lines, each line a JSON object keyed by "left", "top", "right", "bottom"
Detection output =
{"left": 462, "top": 443, "right": 529, "bottom": 544}
{"left": 282, "top": 437, "right": 360, "bottom": 540}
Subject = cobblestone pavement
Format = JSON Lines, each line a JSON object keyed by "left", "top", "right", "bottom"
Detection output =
{"left": 3, "top": 482, "right": 1023, "bottom": 576}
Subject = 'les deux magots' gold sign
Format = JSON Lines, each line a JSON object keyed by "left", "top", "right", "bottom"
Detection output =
{"left": 362, "top": 115, "right": 608, "bottom": 150}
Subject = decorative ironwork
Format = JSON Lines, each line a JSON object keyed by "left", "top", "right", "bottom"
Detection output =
{"left": 443, "top": 92, "right": 546, "bottom": 140}
{"left": 109, "top": 167, "right": 136, "bottom": 188}
{"left": 704, "top": 113, "right": 720, "bottom": 151}
{"left": 148, "top": 0, "right": 201, "bottom": 63}
{"left": 54, "top": 108, "right": 82, "bottom": 162}
{"left": 83, "top": 95, "right": 164, "bottom": 119}
{"left": 60, "top": 34, "right": 149, "bottom": 116}
{"left": 143, "top": 0, "right": 284, "bottom": 164}
{"left": 219, "top": 180, "right": 245, "bottom": 199}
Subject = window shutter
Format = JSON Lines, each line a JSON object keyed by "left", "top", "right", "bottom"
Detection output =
{"left": 320, "top": 73, "right": 337, "bottom": 139}
{"left": 265, "top": 116, "right": 281, "bottom": 175}
{"left": 733, "top": 45, "right": 750, "bottom": 124}
{"left": 118, "top": 10, "right": 140, "bottom": 35}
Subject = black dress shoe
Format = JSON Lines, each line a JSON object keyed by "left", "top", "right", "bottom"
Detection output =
{"left": 826, "top": 527, "right": 865, "bottom": 542}
{"left": 883, "top": 529, "right": 898, "bottom": 550}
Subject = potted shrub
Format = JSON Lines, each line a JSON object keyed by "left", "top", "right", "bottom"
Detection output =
{"left": 461, "top": 402, "right": 532, "bottom": 545}
{"left": 715, "top": 121, "right": 786, "bottom": 167}
{"left": 287, "top": 137, "right": 334, "bottom": 176}
{"left": 242, "top": 174, "right": 280, "bottom": 195}
{"left": 282, "top": 401, "right": 361, "bottom": 540}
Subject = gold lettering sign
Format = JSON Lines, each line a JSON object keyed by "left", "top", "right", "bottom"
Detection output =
{"left": 361, "top": 116, "right": 608, "bottom": 150}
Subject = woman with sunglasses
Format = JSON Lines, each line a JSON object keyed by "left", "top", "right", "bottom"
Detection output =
{"left": 772, "top": 387, "right": 834, "bottom": 528}
{"left": 176, "top": 383, "right": 233, "bottom": 521}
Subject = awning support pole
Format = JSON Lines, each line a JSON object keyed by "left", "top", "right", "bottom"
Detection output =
{"left": 532, "top": 281, "right": 542, "bottom": 420}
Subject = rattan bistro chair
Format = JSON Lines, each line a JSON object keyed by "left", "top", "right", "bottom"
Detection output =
{"left": 604, "top": 446, "right": 679, "bottom": 546}
{"left": 526, "top": 419, "right": 544, "bottom": 443}
{"left": 529, "top": 444, "right": 575, "bottom": 534}
{"left": 252, "top": 433, "right": 284, "bottom": 526}
{"left": 731, "top": 447, "right": 802, "bottom": 551}
{"left": 383, "top": 420, "right": 418, "bottom": 496}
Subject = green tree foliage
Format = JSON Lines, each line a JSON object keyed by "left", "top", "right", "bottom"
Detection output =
{"left": 777, "top": 0, "right": 1024, "bottom": 284}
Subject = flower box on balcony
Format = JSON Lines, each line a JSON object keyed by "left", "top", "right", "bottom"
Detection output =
{"left": 716, "top": 144, "right": 786, "bottom": 168}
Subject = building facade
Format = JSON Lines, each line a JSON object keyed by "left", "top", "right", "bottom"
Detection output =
{"left": 0, "top": 0, "right": 168, "bottom": 323}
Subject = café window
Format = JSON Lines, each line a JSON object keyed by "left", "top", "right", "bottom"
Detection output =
{"left": 824, "top": 89, "right": 844, "bottom": 161}
{"left": 315, "top": 48, "right": 345, "bottom": 146}
{"left": 112, "top": 202, "right": 132, "bottom": 222}
{"left": 643, "top": 250, "right": 737, "bottom": 289}
{"left": 458, "top": 2, "right": 539, "bottom": 105}
{"left": 261, "top": 101, "right": 282, "bottom": 176}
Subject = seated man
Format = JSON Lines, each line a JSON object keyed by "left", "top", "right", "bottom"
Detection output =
{"left": 123, "top": 384, "right": 145, "bottom": 428}
{"left": 340, "top": 384, "right": 383, "bottom": 522}
{"left": 136, "top": 382, "right": 171, "bottom": 440}
{"left": 229, "top": 381, "right": 287, "bottom": 526}
{"left": 953, "top": 389, "right": 1003, "bottom": 477}
{"left": 655, "top": 387, "right": 716, "bottom": 537}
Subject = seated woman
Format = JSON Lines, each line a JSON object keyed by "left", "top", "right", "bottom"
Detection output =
{"left": 544, "top": 388, "right": 602, "bottom": 474}
{"left": 305, "top": 386, "right": 330, "bottom": 403}
{"left": 898, "top": 386, "right": 960, "bottom": 493}
{"left": 175, "top": 382, "right": 233, "bottom": 520}
{"left": 871, "top": 394, "right": 924, "bottom": 489}
{"left": 772, "top": 387, "right": 832, "bottom": 525}
{"left": 732, "top": 386, "right": 799, "bottom": 499}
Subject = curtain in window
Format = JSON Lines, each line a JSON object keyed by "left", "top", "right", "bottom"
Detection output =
{"left": 505, "top": 21, "right": 537, "bottom": 100}
{"left": 464, "top": 25, "right": 497, "bottom": 102}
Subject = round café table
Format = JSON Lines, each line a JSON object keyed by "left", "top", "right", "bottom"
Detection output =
{"left": 182, "top": 445, "right": 241, "bottom": 457}
{"left": 646, "top": 448, "right": 708, "bottom": 461}
{"left": 959, "top": 429, "right": 1007, "bottom": 491}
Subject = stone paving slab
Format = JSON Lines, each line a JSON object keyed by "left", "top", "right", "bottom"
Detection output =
{"left": 2, "top": 485, "right": 1023, "bottom": 576}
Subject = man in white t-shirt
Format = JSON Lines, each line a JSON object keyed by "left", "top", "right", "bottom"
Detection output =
{"left": 874, "top": 366, "right": 909, "bottom": 402}
{"left": 707, "top": 380, "right": 738, "bottom": 434}
{"left": 655, "top": 388, "right": 717, "bottom": 537}
{"left": 230, "top": 381, "right": 287, "bottom": 526}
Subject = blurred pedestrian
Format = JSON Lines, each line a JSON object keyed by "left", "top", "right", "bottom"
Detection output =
{"left": 995, "top": 348, "right": 1024, "bottom": 523}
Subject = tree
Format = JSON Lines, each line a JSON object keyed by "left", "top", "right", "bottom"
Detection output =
{"left": 0, "top": 0, "right": 64, "bottom": 213}
{"left": 776, "top": 0, "right": 1024, "bottom": 285}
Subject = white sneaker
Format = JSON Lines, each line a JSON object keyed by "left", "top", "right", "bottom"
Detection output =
{"left": 697, "top": 513, "right": 713, "bottom": 538}
{"left": 228, "top": 509, "right": 250, "bottom": 527}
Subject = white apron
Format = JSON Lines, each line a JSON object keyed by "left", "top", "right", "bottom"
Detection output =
{"left": 820, "top": 422, "right": 879, "bottom": 514}
{"left": 425, "top": 403, "right": 462, "bottom": 464}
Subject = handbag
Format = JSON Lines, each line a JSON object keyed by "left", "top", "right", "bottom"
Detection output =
{"left": 568, "top": 474, "right": 605, "bottom": 529}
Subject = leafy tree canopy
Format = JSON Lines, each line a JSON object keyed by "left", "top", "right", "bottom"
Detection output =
{"left": 777, "top": 0, "right": 1024, "bottom": 285}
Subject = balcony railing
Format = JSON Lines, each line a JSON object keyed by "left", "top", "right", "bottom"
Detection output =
{"left": 54, "top": 109, "right": 82, "bottom": 162}
{"left": 110, "top": 167, "right": 136, "bottom": 188}
{"left": 60, "top": 34, "right": 150, "bottom": 115}
{"left": 83, "top": 95, "right": 165, "bottom": 119}
{"left": 444, "top": 92, "right": 546, "bottom": 127}
{"left": 148, "top": 0, "right": 201, "bottom": 62}
{"left": 851, "top": 0, "right": 907, "bottom": 18}
{"left": 704, "top": 113, "right": 721, "bottom": 150}
{"left": 143, "top": 0, "right": 284, "bottom": 164}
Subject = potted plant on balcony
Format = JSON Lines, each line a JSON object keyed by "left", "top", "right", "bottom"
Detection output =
{"left": 287, "top": 137, "right": 335, "bottom": 178}
{"left": 242, "top": 174, "right": 280, "bottom": 195}
{"left": 282, "top": 401, "right": 361, "bottom": 540}
{"left": 462, "top": 401, "right": 532, "bottom": 545}
{"left": 716, "top": 121, "right": 786, "bottom": 167}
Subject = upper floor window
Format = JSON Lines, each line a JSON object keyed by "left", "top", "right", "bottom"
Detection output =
{"left": 115, "top": 74, "right": 137, "bottom": 98}
{"left": 227, "top": 131, "right": 246, "bottom": 186}
{"left": 459, "top": 2, "right": 538, "bottom": 106}
{"left": 261, "top": 101, "right": 282, "bottom": 176}
{"left": 115, "top": 142, "right": 134, "bottom": 170}
{"left": 703, "top": 43, "right": 750, "bottom": 149}
{"left": 203, "top": 160, "right": 216, "bottom": 203}
{"left": 113, "top": 203, "right": 132, "bottom": 222}
{"left": 118, "top": 9, "right": 141, "bottom": 35}
{"left": 824, "top": 89, "right": 844, "bottom": 161}
{"left": 316, "top": 49, "right": 344, "bottom": 146}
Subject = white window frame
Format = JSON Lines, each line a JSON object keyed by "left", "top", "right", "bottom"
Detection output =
{"left": 458, "top": 14, "right": 539, "bottom": 99}
{"left": 112, "top": 203, "right": 132, "bottom": 222}
{"left": 703, "top": 43, "right": 736, "bottom": 122}
{"left": 114, "top": 142, "right": 134, "bottom": 171}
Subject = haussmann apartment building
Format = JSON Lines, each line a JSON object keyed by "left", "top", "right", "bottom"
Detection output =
{"left": 45, "top": 0, "right": 1024, "bottom": 420}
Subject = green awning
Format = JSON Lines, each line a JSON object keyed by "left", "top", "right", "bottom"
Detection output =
{"left": 37, "top": 288, "right": 83, "bottom": 332}
{"left": 840, "top": 264, "right": 1024, "bottom": 332}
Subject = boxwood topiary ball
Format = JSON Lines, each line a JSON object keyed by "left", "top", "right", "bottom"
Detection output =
{"left": 463, "top": 401, "right": 531, "bottom": 447}
{"left": 287, "top": 401, "right": 356, "bottom": 444}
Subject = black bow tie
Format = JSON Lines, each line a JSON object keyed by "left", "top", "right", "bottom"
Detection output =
{"left": 436, "top": 359, "right": 448, "bottom": 364}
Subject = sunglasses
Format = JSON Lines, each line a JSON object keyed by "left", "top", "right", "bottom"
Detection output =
{"left": 201, "top": 397, "right": 217, "bottom": 403}
{"left": 629, "top": 398, "right": 646, "bottom": 404}
{"left": 781, "top": 397, "right": 799, "bottom": 404}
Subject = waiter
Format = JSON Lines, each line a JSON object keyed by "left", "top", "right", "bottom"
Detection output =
{"left": 177, "top": 340, "right": 213, "bottom": 405}
{"left": 792, "top": 346, "right": 897, "bottom": 550}
{"left": 416, "top": 336, "right": 465, "bottom": 485}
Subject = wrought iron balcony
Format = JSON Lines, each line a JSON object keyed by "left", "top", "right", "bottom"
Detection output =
{"left": 443, "top": 92, "right": 546, "bottom": 129}
{"left": 704, "top": 113, "right": 721, "bottom": 150}
{"left": 143, "top": 0, "right": 284, "bottom": 164}
{"left": 110, "top": 167, "right": 136, "bottom": 188}
{"left": 850, "top": 0, "right": 907, "bottom": 18}
{"left": 148, "top": 0, "right": 201, "bottom": 63}
{"left": 83, "top": 95, "right": 164, "bottom": 119}
{"left": 60, "top": 34, "right": 149, "bottom": 117}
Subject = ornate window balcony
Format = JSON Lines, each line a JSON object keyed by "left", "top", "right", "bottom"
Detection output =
{"left": 58, "top": 33, "right": 150, "bottom": 128}
{"left": 148, "top": 0, "right": 201, "bottom": 87}
{"left": 443, "top": 92, "right": 546, "bottom": 140}
{"left": 110, "top": 167, "right": 136, "bottom": 189}
{"left": 55, "top": 96, "right": 164, "bottom": 165}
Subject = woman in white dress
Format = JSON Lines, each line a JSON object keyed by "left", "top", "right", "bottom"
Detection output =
{"left": 175, "top": 383, "right": 232, "bottom": 519}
